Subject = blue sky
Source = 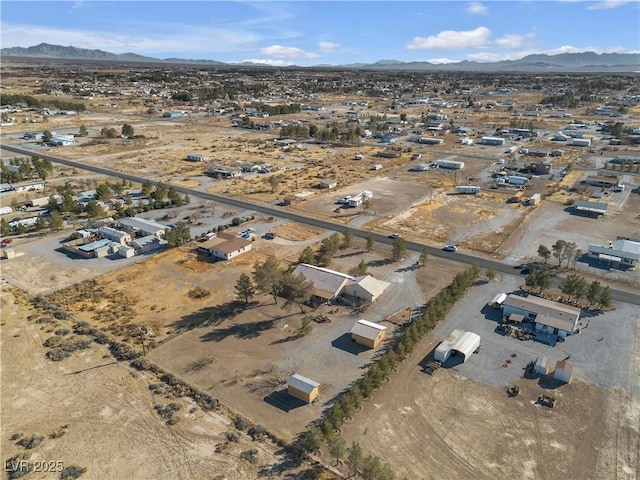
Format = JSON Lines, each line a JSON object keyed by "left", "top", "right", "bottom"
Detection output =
{"left": 1, "top": 1, "right": 639, "bottom": 65}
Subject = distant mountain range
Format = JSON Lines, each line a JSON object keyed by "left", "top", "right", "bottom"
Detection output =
{"left": 2, "top": 43, "right": 639, "bottom": 72}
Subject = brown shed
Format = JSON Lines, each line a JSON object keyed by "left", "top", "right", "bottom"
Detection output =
{"left": 287, "top": 374, "right": 320, "bottom": 403}
{"left": 350, "top": 319, "right": 387, "bottom": 348}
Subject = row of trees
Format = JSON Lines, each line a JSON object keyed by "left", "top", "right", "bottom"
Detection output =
{"left": 257, "top": 103, "right": 301, "bottom": 115}
{"left": 537, "top": 240, "right": 582, "bottom": 268}
{"left": 525, "top": 268, "right": 612, "bottom": 309}
{"left": 233, "top": 256, "right": 315, "bottom": 313}
{"left": 0, "top": 93, "right": 86, "bottom": 111}
{"left": 100, "top": 124, "right": 135, "bottom": 138}
{"left": 1, "top": 212, "right": 64, "bottom": 236}
{"left": 0, "top": 156, "right": 53, "bottom": 183}
{"left": 294, "top": 266, "right": 481, "bottom": 478}
{"left": 561, "top": 274, "right": 612, "bottom": 308}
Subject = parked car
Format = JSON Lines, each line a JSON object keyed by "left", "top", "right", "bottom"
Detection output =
{"left": 388, "top": 233, "right": 401, "bottom": 239}
{"left": 262, "top": 232, "right": 275, "bottom": 240}
{"left": 443, "top": 245, "right": 457, "bottom": 252}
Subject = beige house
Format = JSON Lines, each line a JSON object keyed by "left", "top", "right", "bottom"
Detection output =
{"left": 198, "top": 232, "right": 252, "bottom": 260}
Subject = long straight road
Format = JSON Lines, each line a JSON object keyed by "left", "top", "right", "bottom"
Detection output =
{"left": 2, "top": 142, "right": 638, "bottom": 305}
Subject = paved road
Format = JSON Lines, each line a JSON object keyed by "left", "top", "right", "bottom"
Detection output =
{"left": 2, "top": 142, "right": 638, "bottom": 306}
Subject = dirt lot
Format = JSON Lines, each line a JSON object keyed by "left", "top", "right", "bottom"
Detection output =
{"left": 0, "top": 287, "right": 286, "bottom": 480}
{"left": 339, "top": 327, "right": 623, "bottom": 480}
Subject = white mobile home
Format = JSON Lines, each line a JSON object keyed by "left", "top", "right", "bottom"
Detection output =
{"left": 435, "top": 159, "right": 464, "bottom": 170}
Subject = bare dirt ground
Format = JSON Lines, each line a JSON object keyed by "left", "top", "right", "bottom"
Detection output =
{"left": 340, "top": 330, "right": 617, "bottom": 480}
{"left": 0, "top": 287, "right": 286, "bottom": 480}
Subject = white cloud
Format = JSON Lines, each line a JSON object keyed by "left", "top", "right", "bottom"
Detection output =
{"left": 587, "top": 0, "right": 633, "bottom": 9}
{"left": 237, "top": 58, "right": 293, "bottom": 66}
{"left": 465, "top": 2, "right": 488, "bottom": 15}
{"left": 318, "top": 41, "right": 340, "bottom": 53}
{"left": 407, "top": 27, "right": 492, "bottom": 50}
{"left": 494, "top": 34, "right": 525, "bottom": 48}
{"left": 427, "top": 58, "right": 458, "bottom": 64}
{"left": 259, "top": 45, "right": 318, "bottom": 59}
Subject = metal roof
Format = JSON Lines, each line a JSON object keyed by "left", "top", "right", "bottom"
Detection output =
{"left": 119, "top": 216, "right": 168, "bottom": 233}
{"left": 351, "top": 319, "right": 387, "bottom": 340}
{"left": 292, "top": 264, "right": 353, "bottom": 300}
{"left": 347, "top": 275, "right": 390, "bottom": 298}
{"left": 573, "top": 200, "right": 608, "bottom": 213}
{"left": 436, "top": 329, "right": 480, "bottom": 360}
{"left": 588, "top": 239, "right": 640, "bottom": 261}
{"left": 78, "top": 238, "right": 111, "bottom": 252}
{"left": 288, "top": 374, "right": 320, "bottom": 394}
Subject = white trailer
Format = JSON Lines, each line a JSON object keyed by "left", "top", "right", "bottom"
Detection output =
{"left": 456, "top": 185, "right": 480, "bottom": 194}
{"left": 0, "top": 206, "right": 12, "bottom": 215}
{"left": 435, "top": 159, "right": 464, "bottom": 170}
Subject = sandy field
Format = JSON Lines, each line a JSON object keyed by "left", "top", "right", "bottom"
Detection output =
{"left": 340, "top": 329, "right": 623, "bottom": 480}
{"left": 0, "top": 286, "right": 288, "bottom": 480}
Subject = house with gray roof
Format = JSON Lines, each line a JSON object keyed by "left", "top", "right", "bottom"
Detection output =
{"left": 588, "top": 239, "right": 640, "bottom": 268}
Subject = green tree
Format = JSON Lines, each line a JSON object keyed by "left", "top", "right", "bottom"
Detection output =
{"left": 298, "top": 246, "right": 315, "bottom": 264}
{"left": 327, "top": 435, "right": 346, "bottom": 466}
{"left": 78, "top": 124, "right": 88, "bottom": 137}
{"left": 298, "top": 427, "right": 323, "bottom": 455}
{"left": 95, "top": 182, "right": 112, "bottom": 202}
{"left": 35, "top": 214, "right": 47, "bottom": 231}
{"left": 49, "top": 211, "right": 64, "bottom": 232}
{"left": 342, "top": 228, "right": 353, "bottom": 249}
{"left": 85, "top": 200, "right": 105, "bottom": 219}
{"left": 366, "top": 232, "right": 374, "bottom": 252}
{"left": 598, "top": 286, "right": 612, "bottom": 309}
{"left": 297, "top": 316, "right": 312, "bottom": 337}
{"left": 562, "top": 241, "right": 577, "bottom": 268}
{"left": 391, "top": 237, "right": 408, "bottom": 262}
{"left": 252, "top": 255, "right": 283, "bottom": 304}
{"left": 42, "top": 130, "right": 53, "bottom": 142}
{"left": 267, "top": 175, "right": 280, "bottom": 193}
{"left": 537, "top": 245, "right": 551, "bottom": 264}
{"left": 347, "top": 442, "right": 363, "bottom": 476}
{"left": 573, "top": 276, "right": 588, "bottom": 303}
{"left": 153, "top": 182, "right": 168, "bottom": 202}
{"left": 100, "top": 127, "right": 118, "bottom": 138}
{"left": 552, "top": 240, "right": 567, "bottom": 266}
{"left": 141, "top": 180, "right": 153, "bottom": 198}
{"left": 281, "top": 272, "right": 314, "bottom": 313}
{"left": 122, "top": 123, "right": 135, "bottom": 137}
{"left": 586, "top": 280, "right": 602, "bottom": 308}
{"left": 485, "top": 266, "right": 497, "bottom": 282}
{"left": 234, "top": 273, "right": 255, "bottom": 305}
{"left": 353, "top": 258, "right": 368, "bottom": 276}
{"left": 1, "top": 218, "right": 10, "bottom": 236}
{"left": 361, "top": 455, "right": 382, "bottom": 480}
{"left": 418, "top": 248, "right": 429, "bottom": 267}
{"left": 162, "top": 221, "right": 191, "bottom": 247}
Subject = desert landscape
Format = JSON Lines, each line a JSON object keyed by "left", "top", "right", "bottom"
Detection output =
{"left": 1, "top": 50, "right": 639, "bottom": 480}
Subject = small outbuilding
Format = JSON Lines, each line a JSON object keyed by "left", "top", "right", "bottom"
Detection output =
{"left": 553, "top": 360, "right": 573, "bottom": 383}
{"left": 351, "top": 319, "right": 387, "bottom": 348}
{"left": 287, "top": 374, "right": 320, "bottom": 403}
{"left": 533, "top": 355, "right": 550, "bottom": 375}
{"left": 434, "top": 329, "right": 481, "bottom": 364}
{"left": 318, "top": 179, "right": 337, "bottom": 189}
